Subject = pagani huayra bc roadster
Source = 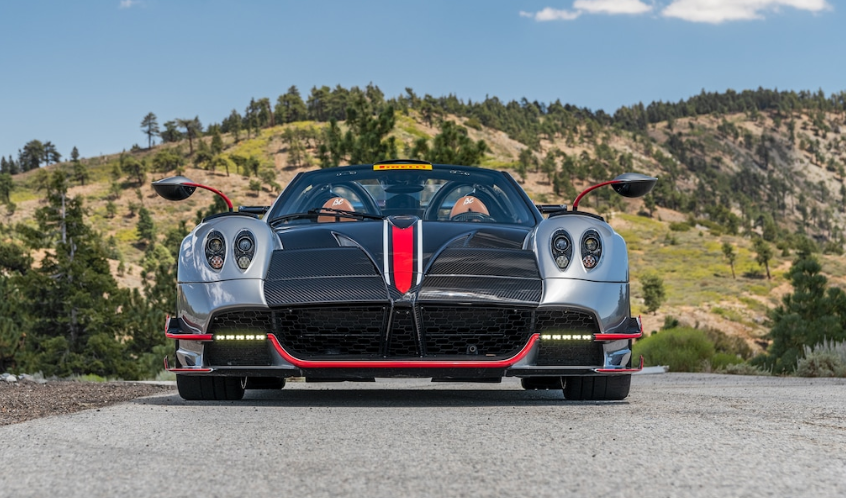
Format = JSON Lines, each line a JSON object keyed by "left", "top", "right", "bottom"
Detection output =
{"left": 153, "top": 160, "right": 656, "bottom": 401}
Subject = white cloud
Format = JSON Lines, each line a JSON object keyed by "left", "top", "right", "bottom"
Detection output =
{"left": 662, "top": 0, "right": 831, "bottom": 23}
{"left": 573, "top": 0, "right": 654, "bottom": 15}
{"left": 520, "top": 8, "right": 582, "bottom": 21}
{"left": 119, "top": 0, "right": 143, "bottom": 9}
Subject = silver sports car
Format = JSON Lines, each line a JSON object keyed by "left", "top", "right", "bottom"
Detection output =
{"left": 154, "top": 160, "right": 655, "bottom": 401}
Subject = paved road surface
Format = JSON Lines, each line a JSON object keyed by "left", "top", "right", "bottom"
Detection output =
{"left": 1, "top": 374, "right": 845, "bottom": 498}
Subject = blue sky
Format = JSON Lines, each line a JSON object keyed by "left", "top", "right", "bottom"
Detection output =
{"left": 0, "top": 0, "right": 842, "bottom": 160}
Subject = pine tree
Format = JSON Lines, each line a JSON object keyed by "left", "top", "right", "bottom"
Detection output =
{"left": 16, "top": 171, "right": 138, "bottom": 378}
{"left": 141, "top": 112, "right": 160, "bottom": 149}
{"left": 722, "top": 242, "right": 737, "bottom": 279}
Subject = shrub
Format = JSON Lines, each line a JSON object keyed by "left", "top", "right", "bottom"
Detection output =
{"left": 795, "top": 340, "right": 846, "bottom": 377}
{"left": 710, "top": 352, "right": 743, "bottom": 370}
{"left": 633, "top": 327, "right": 715, "bottom": 372}
{"left": 465, "top": 117, "right": 482, "bottom": 130}
{"left": 669, "top": 221, "right": 691, "bottom": 232}
{"left": 718, "top": 362, "right": 770, "bottom": 376}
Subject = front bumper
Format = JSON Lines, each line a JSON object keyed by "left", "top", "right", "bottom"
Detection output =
{"left": 164, "top": 316, "right": 643, "bottom": 378}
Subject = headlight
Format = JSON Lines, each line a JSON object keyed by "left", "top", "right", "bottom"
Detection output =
{"left": 581, "top": 229, "right": 602, "bottom": 269}
{"left": 550, "top": 230, "right": 573, "bottom": 271}
{"left": 205, "top": 231, "right": 226, "bottom": 270}
{"left": 233, "top": 230, "right": 256, "bottom": 270}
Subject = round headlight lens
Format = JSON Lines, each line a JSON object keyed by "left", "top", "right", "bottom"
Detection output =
{"left": 237, "top": 256, "right": 251, "bottom": 269}
{"left": 583, "top": 254, "right": 597, "bottom": 269}
{"left": 208, "top": 238, "right": 223, "bottom": 252}
{"left": 209, "top": 255, "right": 224, "bottom": 269}
{"left": 237, "top": 237, "right": 253, "bottom": 252}
{"left": 555, "top": 255, "right": 570, "bottom": 269}
{"left": 585, "top": 237, "right": 599, "bottom": 252}
{"left": 553, "top": 235, "right": 569, "bottom": 252}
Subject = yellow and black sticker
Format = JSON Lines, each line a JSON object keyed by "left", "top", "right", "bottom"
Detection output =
{"left": 373, "top": 163, "right": 432, "bottom": 171}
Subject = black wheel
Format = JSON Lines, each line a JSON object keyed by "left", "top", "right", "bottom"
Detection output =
{"left": 563, "top": 375, "right": 631, "bottom": 401}
{"left": 244, "top": 377, "right": 286, "bottom": 390}
{"left": 521, "top": 377, "right": 564, "bottom": 390}
{"left": 176, "top": 375, "right": 246, "bottom": 401}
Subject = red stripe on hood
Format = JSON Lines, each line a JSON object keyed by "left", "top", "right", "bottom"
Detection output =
{"left": 391, "top": 225, "right": 414, "bottom": 293}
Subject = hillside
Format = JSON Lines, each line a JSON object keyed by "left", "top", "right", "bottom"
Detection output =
{"left": 5, "top": 92, "right": 846, "bottom": 354}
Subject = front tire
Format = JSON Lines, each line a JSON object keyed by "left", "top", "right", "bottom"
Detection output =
{"left": 177, "top": 375, "right": 246, "bottom": 401}
{"left": 563, "top": 375, "right": 631, "bottom": 401}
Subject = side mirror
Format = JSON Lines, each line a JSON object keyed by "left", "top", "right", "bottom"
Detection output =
{"left": 610, "top": 173, "right": 657, "bottom": 199}
{"left": 152, "top": 176, "right": 233, "bottom": 211}
{"left": 152, "top": 176, "right": 197, "bottom": 201}
{"left": 573, "top": 173, "right": 657, "bottom": 211}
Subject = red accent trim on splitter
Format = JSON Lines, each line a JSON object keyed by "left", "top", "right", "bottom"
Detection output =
{"left": 594, "top": 333, "right": 643, "bottom": 341}
{"left": 165, "top": 332, "right": 213, "bottom": 341}
{"left": 267, "top": 333, "right": 541, "bottom": 369}
{"left": 164, "top": 357, "right": 213, "bottom": 373}
{"left": 595, "top": 355, "right": 644, "bottom": 373}
{"left": 391, "top": 224, "right": 415, "bottom": 294}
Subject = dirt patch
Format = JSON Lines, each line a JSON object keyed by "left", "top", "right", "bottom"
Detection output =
{"left": 0, "top": 379, "right": 174, "bottom": 426}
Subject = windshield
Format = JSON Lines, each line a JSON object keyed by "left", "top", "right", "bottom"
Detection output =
{"left": 268, "top": 165, "right": 537, "bottom": 226}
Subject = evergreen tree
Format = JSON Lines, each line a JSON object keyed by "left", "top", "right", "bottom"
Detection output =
{"left": 275, "top": 86, "right": 308, "bottom": 124}
{"left": 42, "top": 141, "right": 61, "bottom": 165}
{"left": 766, "top": 255, "right": 846, "bottom": 373}
{"left": 136, "top": 207, "right": 156, "bottom": 242}
{"left": 19, "top": 140, "right": 45, "bottom": 171}
{"left": 16, "top": 171, "right": 138, "bottom": 378}
{"left": 722, "top": 242, "right": 737, "bottom": 279}
{"left": 425, "top": 120, "right": 488, "bottom": 166}
{"left": 753, "top": 238, "right": 773, "bottom": 280}
{"left": 141, "top": 112, "right": 160, "bottom": 149}
{"left": 211, "top": 128, "right": 224, "bottom": 155}
{"left": 160, "top": 121, "right": 183, "bottom": 143}
{"left": 0, "top": 173, "right": 13, "bottom": 204}
{"left": 177, "top": 117, "right": 202, "bottom": 154}
{"left": 641, "top": 273, "right": 665, "bottom": 314}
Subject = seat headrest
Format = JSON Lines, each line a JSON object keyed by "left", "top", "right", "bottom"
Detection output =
{"left": 450, "top": 195, "right": 489, "bottom": 218}
{"left": 318, "top": 197, "right": 356, "bottom": 222}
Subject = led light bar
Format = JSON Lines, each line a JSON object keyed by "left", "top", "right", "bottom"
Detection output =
{"left": 541, "top": 334, "right": 594, "bottom": 341}
{"left": 214, "top": 334, "right": 267, "bottom": 341}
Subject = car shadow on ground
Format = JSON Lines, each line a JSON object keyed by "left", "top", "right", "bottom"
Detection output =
{"left": 135, "top": 387, "right": 630, "bottom": 408}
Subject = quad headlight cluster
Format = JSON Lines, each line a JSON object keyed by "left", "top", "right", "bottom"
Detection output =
{"left": 580, "top": 229, "right": 602, "bottom": 269}
{"left": 550, "top": 229, "right": 573, "bottom": 270}
{"left": 233, "top": 230, "right": 256, "bottom": 270}
{"left": 550, "top": 228, "right": 603, "bottom": 271}
{"left": 205, "top": 230, "right": 226, "bottom": 270}
{"left": 204, "top": 230, "right": 256, "bottom": 271}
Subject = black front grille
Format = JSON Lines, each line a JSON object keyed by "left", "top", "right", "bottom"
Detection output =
{"left": 535, "top": 308, "right": 602, "bottom": 366}
{"left": 535, "top": 309, "right": 598, "bottom": 334}
{"left": 206, "top": 310, "right": 274, "bottom": 366}
{"left": 208, "top": 310, "right": 273, "bottom": 334}
{"left": 275, "top": 306, "right": 388, "bottom": 357}
{"left": 536, "top": 341, "right": 604, "bottom": 366}
{"left": 420, "top": 306, "right": 533, "bottom": 356}
{"left": 205, "top": 342, "right": 272, "bottom": 366}
{"left": 387, "top": 309, "right": 419, "bottom": 357}
{"left": 205, "top": 306, "right": 605, "bottom": 365}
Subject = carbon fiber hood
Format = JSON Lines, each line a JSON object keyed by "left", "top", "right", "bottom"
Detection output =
{"left": 266, "top": 220, "right": 541, "bottom": 306}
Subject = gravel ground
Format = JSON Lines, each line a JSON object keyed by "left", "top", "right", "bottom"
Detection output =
{"left": 1, "top": 374, "right": 845, "bottom": 498}
{"left": 0, "top": 378, "right": 175, "bottom": 426}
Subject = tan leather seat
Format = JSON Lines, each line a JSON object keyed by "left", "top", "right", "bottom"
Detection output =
{"left": 317, "top": 197, "right": 356, "bottom": 222}
{"left": 449, "top": 195, "right": 489, "bottom": 218}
